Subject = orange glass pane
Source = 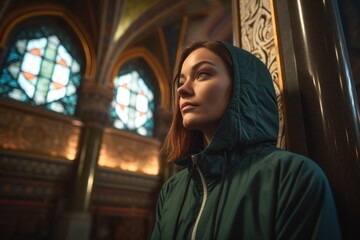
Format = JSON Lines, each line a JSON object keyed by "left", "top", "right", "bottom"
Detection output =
{"left": 57, "top": 57, "right": 68, "bottom": 67}
{"left": 29, "top": 48, "right": 41, "bottom": 56}
{"left": 22, "top": 71, "right": 36, "bottom": 81}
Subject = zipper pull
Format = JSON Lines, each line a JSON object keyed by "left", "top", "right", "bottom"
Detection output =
{"left": 191, "top": 155, "right": 198, "bottom": 168}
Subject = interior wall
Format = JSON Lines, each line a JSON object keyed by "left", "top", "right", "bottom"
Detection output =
{"left": 0, "top": 1, "right": 233, "bottom": 239}
{"left": 1, "top": 0, "right": 358, "bottom": 238}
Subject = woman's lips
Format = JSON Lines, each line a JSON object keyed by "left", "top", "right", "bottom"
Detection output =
{"left": 181, "top": 102, "right": 197, "bottom": 112}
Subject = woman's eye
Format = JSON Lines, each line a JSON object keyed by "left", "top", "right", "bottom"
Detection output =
{"left": 196, "top": 72, "right": 209, "bottom": 79}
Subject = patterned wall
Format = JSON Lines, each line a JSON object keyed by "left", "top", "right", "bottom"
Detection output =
{"left": 0, "top": 153, "right": 74, "bottom": 239}
{"left": 0, "top": 107, "right": 159, "bottom": 239}
{"left": 98, "top": 128, "right": 160, "bottom": 175}
{"left": 239, "top": 0, "right": 285, "bottom": 148}
{"left": 0, "top": 101, "right": 81, "bottom": 160}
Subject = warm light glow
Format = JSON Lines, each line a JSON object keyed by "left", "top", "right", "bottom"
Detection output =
{"left": 121, "top": 162, "right": 139, "bottom": 172}
{"left": 64, "top": 150, "right": 77, "bottom": 160}
{"left": 98, "top": 134, "right": 160, "bottom": 176}
{"left": 141, "top": 156, "right": 159, "bottom": 175}
{"left": 99, "top": 155, "right": 159, "bottom": 175}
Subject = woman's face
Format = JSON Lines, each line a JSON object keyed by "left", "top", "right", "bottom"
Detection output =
{"left": 177, "top": 47, "right": 232, "bottom": 144}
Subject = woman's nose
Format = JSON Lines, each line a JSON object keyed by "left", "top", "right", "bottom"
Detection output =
{"left": 177, "top": 80, "right": 194, "bottom": 97}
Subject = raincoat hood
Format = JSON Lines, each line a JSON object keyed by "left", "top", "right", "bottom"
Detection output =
{"left": 208, "top": 41, "right": 278, "bottom": 152}
{"left": 176, "top": 41, "right": 279, "bottom": 178}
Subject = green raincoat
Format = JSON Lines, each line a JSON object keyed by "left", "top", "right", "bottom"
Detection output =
{"left": 151, "top": 41, "right": 341, "bottom": 240}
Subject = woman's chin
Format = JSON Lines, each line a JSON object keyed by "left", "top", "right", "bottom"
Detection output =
{"left": 182, "top": 119, "right": 201, "bottom": 131}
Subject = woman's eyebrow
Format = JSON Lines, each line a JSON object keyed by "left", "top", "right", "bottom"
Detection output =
{"left": 179, "top": 60, "right": 216, "bottom": 79}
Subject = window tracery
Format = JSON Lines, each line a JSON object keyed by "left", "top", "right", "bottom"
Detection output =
{"left": 0, "top": 25, "right": 82, "bottom": 115}
{"left": 111, "top": 59, "right": 155, "bottom": 137}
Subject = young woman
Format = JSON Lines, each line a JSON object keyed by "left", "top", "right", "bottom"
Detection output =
{"left": 151, "top": 40, "right": 341, "bottom": 240}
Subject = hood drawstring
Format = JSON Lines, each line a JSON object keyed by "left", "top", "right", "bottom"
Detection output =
{"left": 210, "top": 152, "right": 228, "bottom": 240}
{"left": 172, "top": 162, "right": 195, "bottom": 240}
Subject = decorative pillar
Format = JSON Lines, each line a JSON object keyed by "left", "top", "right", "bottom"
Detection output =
{"left": 235, "top": 0, "right": 286, "bottom": 149}
{"left": 55, "top": 77, "right": 113, "bottom": 240}
{"left": 273, "top": 0, "right": 360, "bottom": 238}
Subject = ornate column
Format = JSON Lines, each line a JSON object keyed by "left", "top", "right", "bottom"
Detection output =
{"left": 71, "top": 78, "right": 113, "bottom": 211}
{"left": 273, "top": 0, "right": 360, "bottom": 238}
{"left": 55, "top": 77, "right": 113, "bottom": 240}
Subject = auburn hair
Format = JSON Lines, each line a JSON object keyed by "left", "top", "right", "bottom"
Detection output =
{"left": 162, "top": 40, "right": 233, "bottom": 161}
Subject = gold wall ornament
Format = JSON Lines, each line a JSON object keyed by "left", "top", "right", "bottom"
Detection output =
{"left": 99, "top": 128, "right": 161, "bottom": 175}
{"left": 77, "top": 77, "right": 114, "bottom": 128}
{"left": 0, "top": 101, "right": 82, "bottom": 160}
{"left": 238, "top": 0, "right": 285, "bottom": 148}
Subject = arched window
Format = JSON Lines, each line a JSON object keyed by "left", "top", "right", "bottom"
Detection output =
{"left": 0, "top": 25, "right": 83, "bottom": 115}
{"left": 110, "top": 58, "right": 156, "bottom": 137}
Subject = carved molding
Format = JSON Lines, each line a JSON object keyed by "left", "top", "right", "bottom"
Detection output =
{"left": 0, "top": 101, "right": 81, "bottom": 160}
{"left": 0, "top": 155, "right": 74, "bottom": 180}
{"left": 0, "top": 154, "right": 74, "bottom": 202}
{"left": 96, "top": 167, "right": 160, "bottom": 193}
{"left": 239, "top": 0, "right": 285, "bottom": 148}
{"left": 0, "top": 176, "right": 68, "bottom": 200}
{"left": 92, "top": 187, "right": 154, "bottom": 208}
{"left": 77, "top": 78, "right": 114, "bottom": 127}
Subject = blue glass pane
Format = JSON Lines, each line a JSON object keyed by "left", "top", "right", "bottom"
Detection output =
{"left": 15, "top": 39, "right": 27, "bottom": 54}
{"left": 0, "top": 25, "right": 83, "bottom": 116}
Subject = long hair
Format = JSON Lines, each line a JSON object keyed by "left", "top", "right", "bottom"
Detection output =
{"left": 162, "top": 40, "right": 233, "bottom": 161}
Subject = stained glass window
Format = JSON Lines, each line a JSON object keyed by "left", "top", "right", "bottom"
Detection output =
{"left": 0, "top": 25, "right": 82, "bottom": 115}
{"left": 110, "top": 59, "right": 156, "bottom": 137}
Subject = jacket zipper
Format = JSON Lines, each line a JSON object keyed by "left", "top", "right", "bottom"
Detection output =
{"left": 191, "top": 155, "right": 208, "bottom": 240}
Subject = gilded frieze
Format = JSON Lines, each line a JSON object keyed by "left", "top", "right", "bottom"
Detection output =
{"left": 0, "top": 102, "right": 81, "bottom": 160}
{"left": 99, "top": 128, "right": 160, "bottom": 175}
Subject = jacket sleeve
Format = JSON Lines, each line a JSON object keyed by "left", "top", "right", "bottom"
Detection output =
{"left": 275, "top": 157, "right": 342, "bottom": 240}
